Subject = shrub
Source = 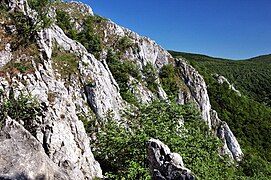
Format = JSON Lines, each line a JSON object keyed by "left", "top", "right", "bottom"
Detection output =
{"left": 55, "top": 10, "right": 77, "bottom": 39}
{"left": 106, "top": 49, "right": 141, "bottom": 104}
{"left": 28, "top": 0, "right": 53, "bottom": 28}
{"left": 142, "top": 63, "right": 159, "bottom": 94}
{"left": 9, "top": 12, "right": 37, "bottom": 46}
{"left": 77, "top": 16, "right": 103, "bottom": 59}
{"left": 91, "top": 101, "right": 236, "bottom": 179}
{"left": 160, "top": 64, "right": 179, "bottom": 99}
{"left": 0, "top": 91, "right": 43, "bottom": 132}
{"left": 116, "top": 36, "right": 133, "bottom": 52}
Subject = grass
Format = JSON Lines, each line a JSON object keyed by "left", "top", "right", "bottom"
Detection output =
{"left": 52, "top": 45, "right": 79, "bottom": 79}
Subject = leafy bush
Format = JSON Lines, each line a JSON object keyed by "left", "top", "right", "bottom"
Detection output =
{"left": 142, "top": 63, "right": 159, "bottom": 94}
{"left": 106, "top": 49, "right": 141, "bottom": 104}
{"left": 55, "top": 10, "right": 77, "bottom": 39}
{"left": 91, "top": 101, "right": 236, "bottom": 179}
{"left": 160, "top": 64, "right": 179, "bottom": 99}
{"left": 28, "top": 0, "right": 53, "bottom": 28}
{"left": 6, "top": 0, "right": 52, "bottom": 47}
{"left": 116, "top": 36, "right": 133, "bottom": 52}
{"left": 0, "top": 91, "right": 43, "bottom": 132}
{"left": 9, "top": 12, "right": 37, "bottom": 46}
{"left": 77, "top": 16, "right": 103, "bottom": 59}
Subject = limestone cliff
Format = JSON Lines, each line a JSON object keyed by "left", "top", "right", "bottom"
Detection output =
{"left": 0, "top": 0, "right": 243, "bottom": 179}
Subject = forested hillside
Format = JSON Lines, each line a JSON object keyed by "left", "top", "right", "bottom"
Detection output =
{"left": 169, "top": 50, "right": 271, "bottom": 178}
{"left": 169, "top": 51, "right": 271, "bottom": 106}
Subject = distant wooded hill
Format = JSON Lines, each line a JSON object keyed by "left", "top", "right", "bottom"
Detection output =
{"left": 169, "top": 51, "right": 271, "bottom": 106}
{"left": 169, "top": 50, "right": 271, "bottom": 177}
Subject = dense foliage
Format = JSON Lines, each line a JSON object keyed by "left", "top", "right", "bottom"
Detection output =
{"left": 85, "top": 101, "right": 236, "bottom": 179}
{"left": 28, "top": 0, "right": 53, "bottom": 28}
{"left": 106, "top": 49, "right": 141, "bottom": 104}
{"left": 0, "top": 91, "right": 43, "bottom": 132}
{"left": 159, "top": 64, "right": 180, "bottom": 99}
{"left": 55, "top": 10, "right": 77, "bottom": 40}
{"left": 77, "top": 16, "right": 103, "bottom": 59}
{"left": 169, "top": 50, "right": 271, "bottom": 178}
{"left": 142, "top": 63, "right": 159, "bottom": 94}
{"left": 55, "top": 10, "right": 104, "bottom": 59}
{"left": 169, "top": 51, "right": 271, "bottom": 106}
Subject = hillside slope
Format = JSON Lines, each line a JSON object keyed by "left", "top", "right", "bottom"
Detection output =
{"left": 169, "top": 50, "right": 271, "bottom": 178}
{"left": 169, "top": 50, "right": 271, "bottom": 106}
{"left": 0, "top": 0, "right": 262, "bottom": 179}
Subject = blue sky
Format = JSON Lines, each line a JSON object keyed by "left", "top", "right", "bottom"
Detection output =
{"left": 77, "top": 0, "right": 270, "bottom": 59}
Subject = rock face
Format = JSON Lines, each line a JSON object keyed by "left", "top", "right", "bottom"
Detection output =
{"left": 0, "top": 117, "right": 69, "bottom": 180}
{"left": 216, "top": 75, "right": 241, "bottom": 96}
{"left": 0, "top": 44, "right": 12, "bottom": 68}
{"left": 146, "top": 138, "right": 195, "bottom": 180}
{"left": 0, "top": 0, "right": 245, "bottom": 179}
{"left": 177, "top": 59, "right": 212, "bottom": 128}
{"left": 210, "top": 110, "right": 243, "bottom": 162}
{"left": 0, "top": 0, "right": 104, "bottom": 179}
{"left": 46, "top": 25, "right": 125, "bottom": 119}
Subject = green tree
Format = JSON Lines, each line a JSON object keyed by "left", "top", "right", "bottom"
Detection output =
{"left": 91, "top": 101, "right": 236, "bottom": 179}
{"left": 160, "top": 64, "right": 179, "bottom": 99}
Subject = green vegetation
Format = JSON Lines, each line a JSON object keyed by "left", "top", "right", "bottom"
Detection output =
{"left": 169, "top": 50, "right": 271, "bottom": 178}
{"left": 1, "top": 0, "right": 52, "bottom": 48}
{"left": 0, "top": 91, "right": 42, "bottom": 133}
{"left": 52, "top": 46, "right": 79, "bottom": 79}
{"left": 55, "top": 10, "right": 77, "bottom": 39}
{"left": 159, "top": 64, "right": 180, "bottom": 99}
{"left": 89, "top": 101, "right": 236, "bottom": 179}
{"left": 0, "top": 60, "right": 34, "bottom": 76}
{"left": 28, "top": 0, "right": 53, "bottom": 28}
{"left": 55, "top": 3, "right": 107, "bottom": 59}
{"left": 169, "top": 51, "right": 271, "bottom": 106}
{"left": 9, "top": 12, "right": 37, "bottom": 46}
{"left": 116, "top": 36, "right": 133, "bottom": 52}
{"left": 55, "top": 11, "right": 104, "bottom": 59}
{"left": 106, "top": 49, "right": 141, "bottom": 104}
{"left": 142, "top": 62, "right": 159, "bottom": 94}
{"left": 248, "top": 54, "right": 271, "bottom": 63}
{"left": 77, "top": 16, "right": 103, "bottom": 59}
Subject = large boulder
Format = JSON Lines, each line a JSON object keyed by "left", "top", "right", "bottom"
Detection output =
{"left": 146, "top": 138, "right": 195, "bottom": 180}
{"left": 0, "top": 117, "right": 69, "bottom": 180}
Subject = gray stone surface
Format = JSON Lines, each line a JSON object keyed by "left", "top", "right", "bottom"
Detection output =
{"left": 177, "top": 59, "right": 212, "bottom": 128}
{"left": 210, "top": 110, "right": 243, "bottom": 162}
{"left": 146, "top": 138, "right": 195, "bottom": 180}
{"left": 216, "top": 75, "right": 241, "bottom": 96}
{"left": 0, "top": 117, "right": 69, "bottom": 180}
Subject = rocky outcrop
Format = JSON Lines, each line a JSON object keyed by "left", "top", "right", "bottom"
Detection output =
{"left": 210, "top": 110, "right": 243, "bottom": 162}
{"left": 147, "top": 138, "right": 195, "bottom": 180}
{"left": 47, "top": 25, "right": 125, "bottom": 118}
{"left": 177, "top": 59, "right": 212, "bottom": 128}
{"left": 0, "top": 117, "right": 69, "bottom": 180}
{"left": 0, "top": 44, "right": 12, "bottom": 68}
{"left": 5, "top": 0, "right": 30, "bottom": 14}
{"left": 0, "top": 0, "right": 245, "bottom": 179}
{"left": 102, "top": 20, "right": 174, "bottom": 69}
{"left": 0, "top": 0, "right": 104, "bottom": 179}
{"left": 216, "top": 75, "right": 241, "bottom": 96}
